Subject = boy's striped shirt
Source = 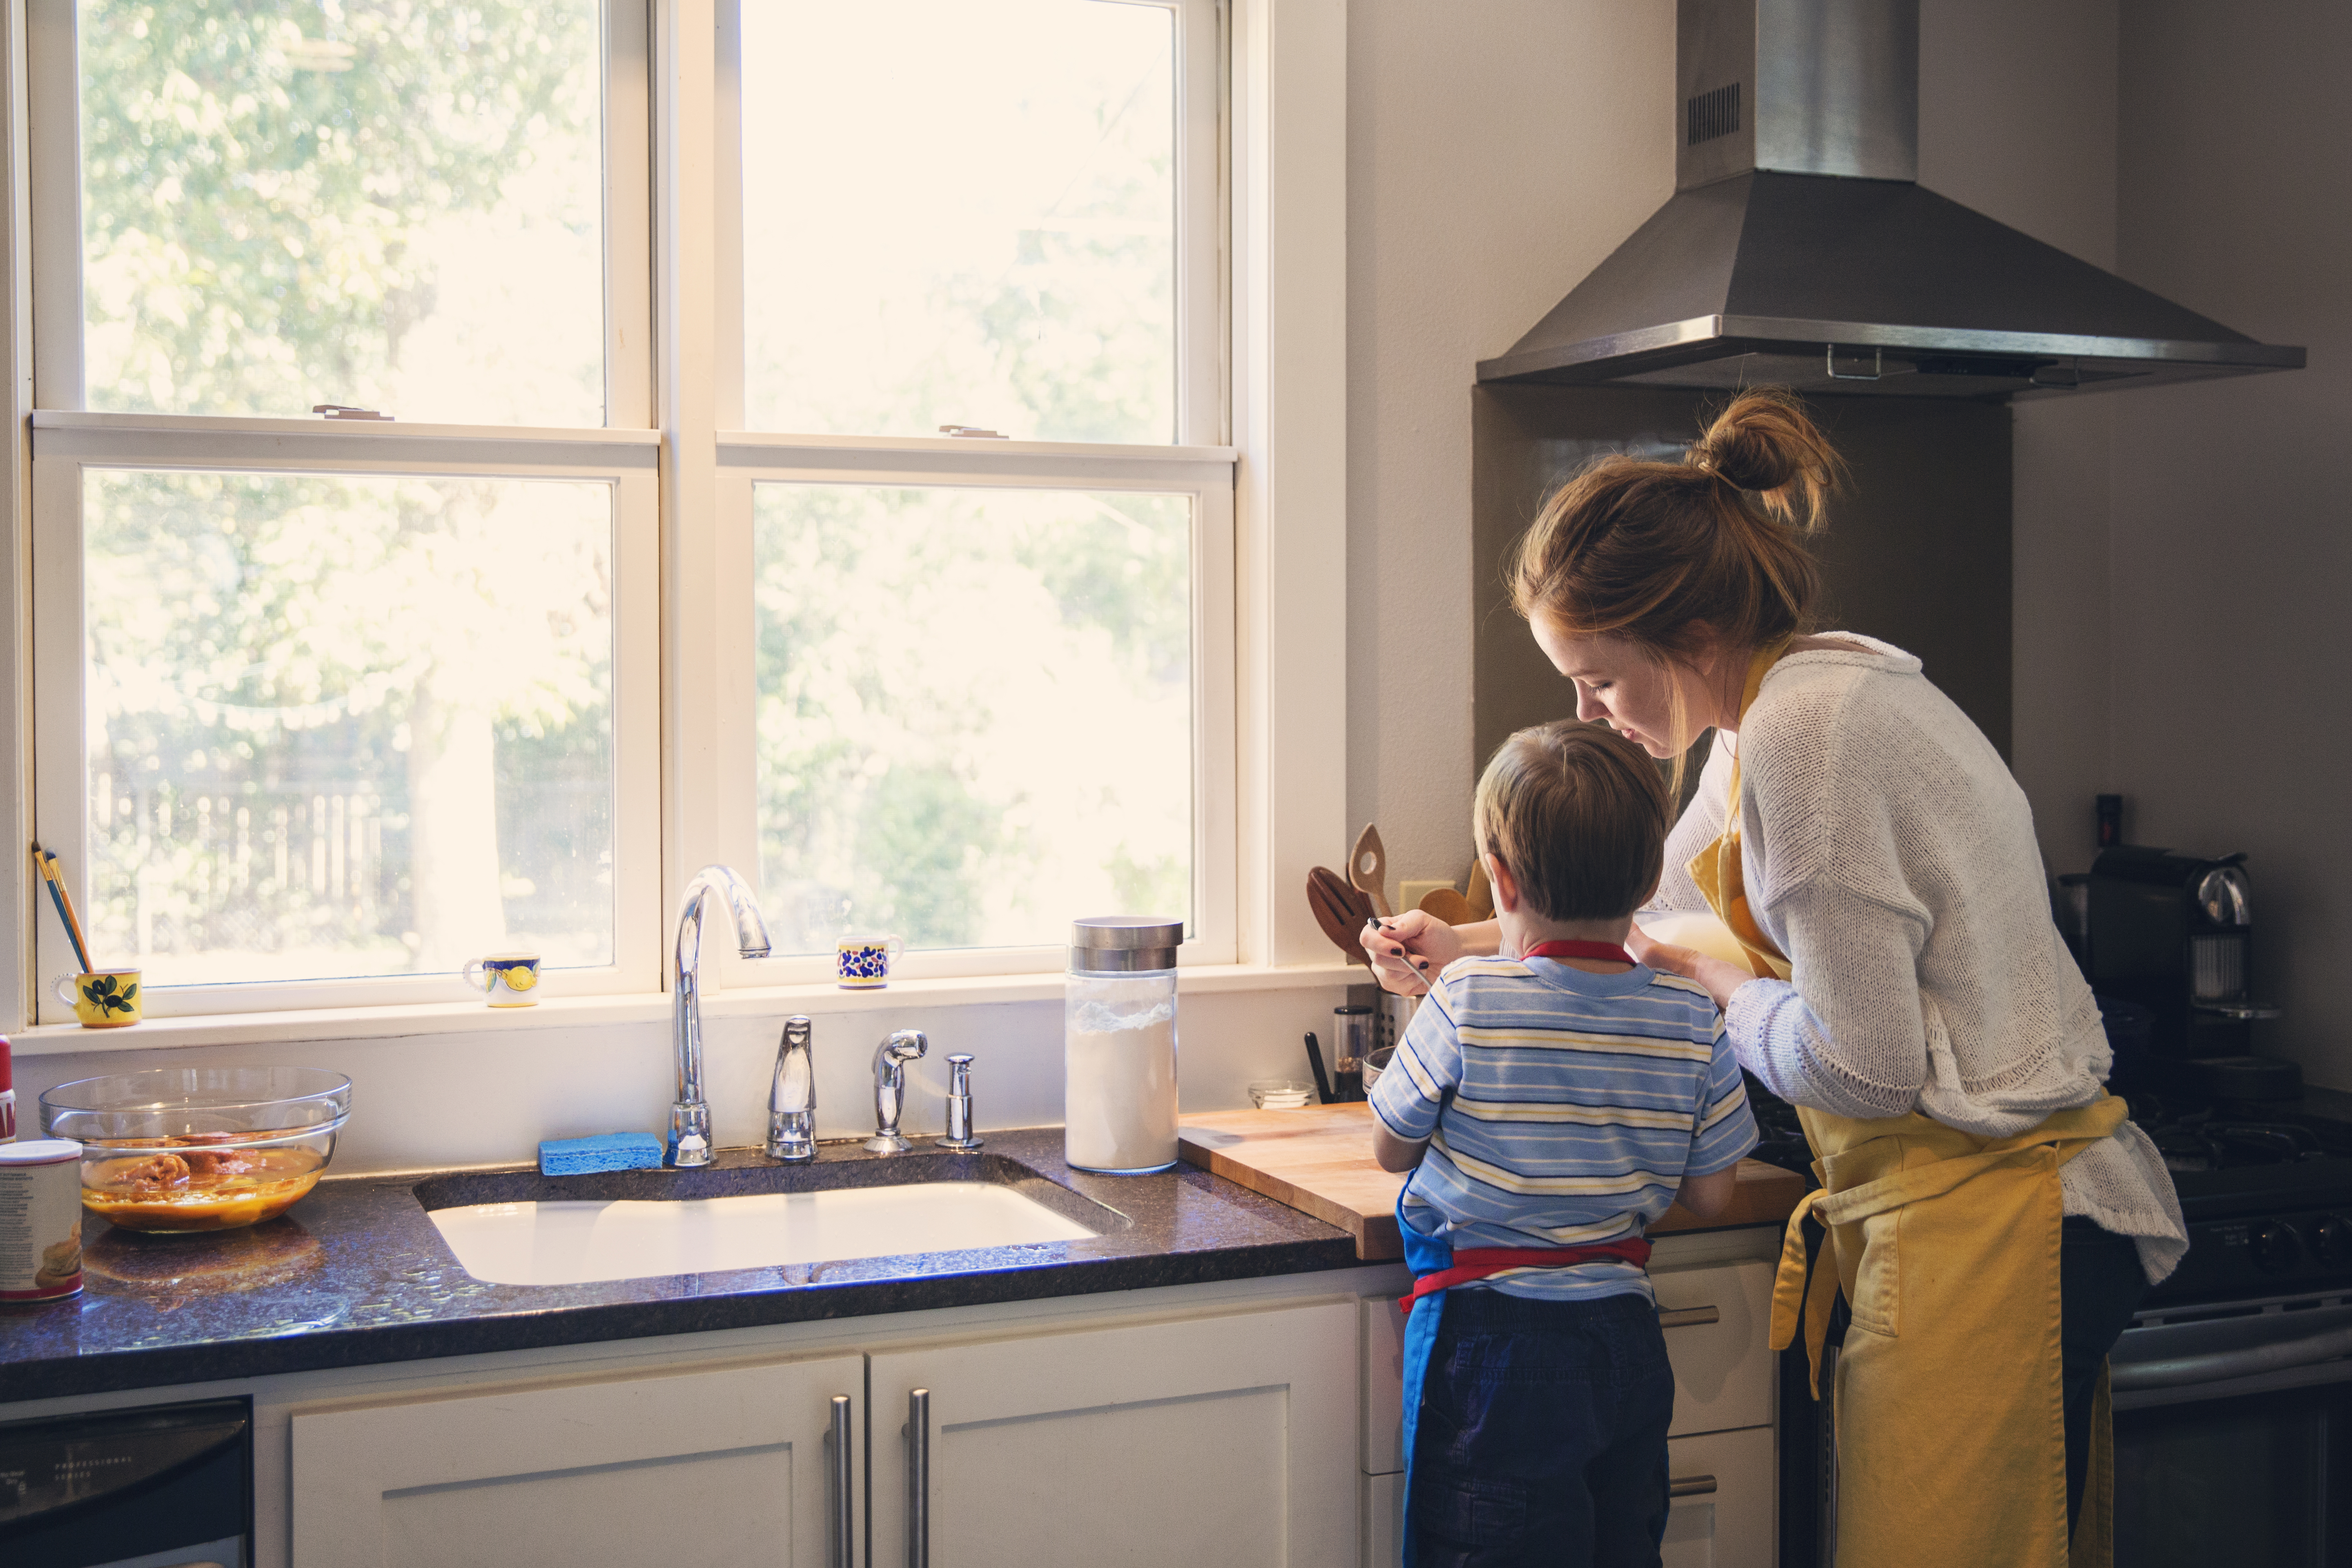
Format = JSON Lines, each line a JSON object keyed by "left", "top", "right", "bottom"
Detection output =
{"left": 1369, "top": 953, "right": 1758, "bottom": 1303}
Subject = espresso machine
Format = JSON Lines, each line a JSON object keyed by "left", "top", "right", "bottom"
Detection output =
{"left": 2087, "top": 844, "right": 2286, "bottom": 1098}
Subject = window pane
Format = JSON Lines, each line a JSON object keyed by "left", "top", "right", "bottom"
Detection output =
{"left": 742, "top": 1, "right": 1176, "bottom": 443}
{"left": 80, "top": 0, "right": 605, "bottom": 424}
{"left": 83, "top": 470, "right": 615, "bottom": 985}
{"left": 754, "top": 483, "right": 1190, "bottom": 952}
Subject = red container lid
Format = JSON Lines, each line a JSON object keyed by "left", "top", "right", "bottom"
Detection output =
{"left": 0, "top": 1037, "right": 11, "bottom": 1092}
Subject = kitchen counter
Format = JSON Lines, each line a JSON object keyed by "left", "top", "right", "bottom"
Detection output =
{"left": 0, "top": 1128, "right": 1358, "bottom": 1405}
{"left": 1179, "top": 1102, "right": 1808, "bottom": 1259}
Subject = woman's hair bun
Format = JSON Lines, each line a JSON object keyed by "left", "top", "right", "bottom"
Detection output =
{"left": 1688, "top": 387, "right": 1844, "bottom": 529}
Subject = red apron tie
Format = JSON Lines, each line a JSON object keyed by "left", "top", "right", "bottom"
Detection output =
{"left": 1399, "top": 1238, "right": 1653, "bottom": 1316}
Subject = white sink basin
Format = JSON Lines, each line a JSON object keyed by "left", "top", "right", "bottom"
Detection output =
{"left": 429, "top": 1181, "right": 1098, "bottom": 1286}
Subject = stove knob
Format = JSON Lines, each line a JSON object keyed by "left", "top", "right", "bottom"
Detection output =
{"left": 2316, "top": 1216, "right": 2352, "bottom": 1268}
{"left": 2251, "top": 1221, "right": 2306, "bottom": 1274}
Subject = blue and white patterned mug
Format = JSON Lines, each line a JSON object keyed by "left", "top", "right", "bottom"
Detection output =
{"left": 836, "top": 934, "right": 905, "bottom": 989}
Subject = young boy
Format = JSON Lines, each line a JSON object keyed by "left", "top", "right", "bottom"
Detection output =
{"left": 1369, "top": 720, "right": 1758, "bottom": 1568}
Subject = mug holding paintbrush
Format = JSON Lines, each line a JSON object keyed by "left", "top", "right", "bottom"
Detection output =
{"left": 32, "top": 845, "right": 140, "bottom": 1028}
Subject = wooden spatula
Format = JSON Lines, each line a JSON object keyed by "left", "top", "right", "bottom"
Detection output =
{"left": 1466, "top": 858, "right": 1494, "bottom": 920}
{"left": 1349, "top": 824, "right": 1392, "bottom": 918}
{"left": 1418, "top": 887, "right": 1475, "bottom": 925}
{"left": 1306, "top": 866, "right": 1375, "bottom": 964}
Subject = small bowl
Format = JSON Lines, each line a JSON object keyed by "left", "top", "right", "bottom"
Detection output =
{"left": 1361, "top": 1047, "right": 1395, "bottom": 1092}
{"left": 1249, "top": 1078, "right": 1318, "bottom": 1110}
{"left": 40, "top": 1067, "right": 352, "bottom": 1233}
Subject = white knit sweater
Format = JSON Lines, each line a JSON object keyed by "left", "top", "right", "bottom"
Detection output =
{"left": 1648, "top": 634, "right": 2187, "bottom": 1283}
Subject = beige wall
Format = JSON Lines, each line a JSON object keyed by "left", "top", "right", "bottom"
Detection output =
{"left": 2109, "top": 0, "right": 2352, "bottom": 1087}
{"left": 1342, "top": 0, "right": 2127, "bottom": 882}
{"left": 1344, "top": 1, "right": 1673, "bottom": 896}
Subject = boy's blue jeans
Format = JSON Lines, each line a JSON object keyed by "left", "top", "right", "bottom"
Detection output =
{"left": 1409, "top": 1288, "right": 1676, "bottom": 1568}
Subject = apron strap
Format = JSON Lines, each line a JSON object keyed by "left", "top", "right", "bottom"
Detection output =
{"left": 1769, "top": 1189, "right": 1841, "bottom": 1398}
{"left": 1400, "top": 1238, "right": 1654, "bottom": 1315}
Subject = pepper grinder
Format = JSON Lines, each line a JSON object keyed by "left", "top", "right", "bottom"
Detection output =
{"left": 939, "top": 1053, "right": 984, "bottom": 1151}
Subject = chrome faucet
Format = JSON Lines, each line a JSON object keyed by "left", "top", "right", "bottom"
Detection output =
{"left": 767, "top": 1015, "right": 817, "bottom": 1162}
{"left": 864, "top": 1029, "right": 928, "bottom": 1153}
{"left": 669, "top": 864, "right": 773, "bottom": 1167}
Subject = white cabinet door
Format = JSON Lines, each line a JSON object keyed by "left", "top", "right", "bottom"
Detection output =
{"left": 869, "top": 1301, "right": 1358, "bottom": 1568}
{"left": 1660, "top": 1426, "right": 1775, "bottom": 1568}
{"left": 290, "top": 1354, "right": 862, "bottom": 1568}
{"left": 1360, "top": 1471, "right": 1403, "bottom": 1568}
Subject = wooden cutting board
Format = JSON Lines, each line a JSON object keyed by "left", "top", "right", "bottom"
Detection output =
{"left": 1178, "top": 1102, "right": 1806, "bottom": 1261}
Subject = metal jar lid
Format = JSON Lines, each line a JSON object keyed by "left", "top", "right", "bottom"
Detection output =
{"left": 1069, "top": 916, "right": 1183, "bottom": 973}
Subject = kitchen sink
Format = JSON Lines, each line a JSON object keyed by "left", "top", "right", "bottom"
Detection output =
{"left": 415, "top": 1151, "right": 1121, "bottom": 1287}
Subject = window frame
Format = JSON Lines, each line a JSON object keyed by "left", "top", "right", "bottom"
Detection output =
{"left": 715, "top": 431, "right": 1239, "bottom": 980}
{"left": 687, "top": 0, "right": 1242, "bottom": 984}
{"left": 4, "top": 0, "right": 1289, "bottom": 1025}
{"left": 27, "top": 413, "right": 667, "bottom": 1018}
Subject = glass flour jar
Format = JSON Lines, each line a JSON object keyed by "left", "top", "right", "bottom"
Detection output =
{"left": 1064, "top": 916, "right": 1183, "bottom": 1174}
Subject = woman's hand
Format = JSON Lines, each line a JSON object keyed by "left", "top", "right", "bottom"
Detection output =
{"left": 1626, "top": 923, "right": 1756, "bottom": 1011}
{"left": 1360, "top": 910, "right": 1482, "bottom": 995}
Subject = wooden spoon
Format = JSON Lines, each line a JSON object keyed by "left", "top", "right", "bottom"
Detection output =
{"left": 1306, "top": 866, "right": 1375, "bottom": 964}
{"left": 1418, "top": 887, "right": 1475, "bottom": 925}
{"left": 1465, "top": 858, "right": 1494, "bottom": 920}
{"left": 1349, "top": 824, "right": 1392, "bottom": 918}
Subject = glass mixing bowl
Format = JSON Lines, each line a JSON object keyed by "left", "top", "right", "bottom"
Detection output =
{"left": 40, "top": 1067, "right": 352, "bottom": 1233}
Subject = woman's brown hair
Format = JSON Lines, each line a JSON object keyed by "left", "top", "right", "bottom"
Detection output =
{"left": 1507, "top": 386, "right": 1844, "bottom": 673}
{"left": 1474, "top": 721, "right": 1671, "bottom": 923}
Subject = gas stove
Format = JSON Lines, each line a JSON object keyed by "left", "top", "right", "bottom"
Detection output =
{"left": 2131, "top": 1093, "right": 2352, "bottom": 1306}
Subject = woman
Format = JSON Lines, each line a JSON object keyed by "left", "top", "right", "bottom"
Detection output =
{"left": 1366, "top": 389, "right": 2184, "bottom": 1567}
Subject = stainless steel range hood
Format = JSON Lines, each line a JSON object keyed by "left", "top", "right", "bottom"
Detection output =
{"left": 1477, "top": 0, "right": 2305, "bottom": 399}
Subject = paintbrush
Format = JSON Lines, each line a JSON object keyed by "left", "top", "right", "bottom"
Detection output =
{"left": 32, "top": 845, "right": 93, "bottom": 973}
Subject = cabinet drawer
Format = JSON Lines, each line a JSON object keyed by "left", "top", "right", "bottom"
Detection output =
{"left": 1655, "top": 1259, "right": 1775, "bottom": 1437}
{"left": 1663, "top": 1425, "right": 1775, "bottom": 1568}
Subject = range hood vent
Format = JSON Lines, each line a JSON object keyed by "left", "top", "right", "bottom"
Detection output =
{"left": 1479, "top": 0, "right": 2303, "bottom": 400}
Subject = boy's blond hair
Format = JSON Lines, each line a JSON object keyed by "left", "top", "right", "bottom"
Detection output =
{"left": 1473, "top": 721, "right": 1672, "bottom": 922}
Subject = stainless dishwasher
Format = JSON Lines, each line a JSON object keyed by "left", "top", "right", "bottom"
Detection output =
{"left": 0, "top": 1396, "right": 252, "bottom": 1567}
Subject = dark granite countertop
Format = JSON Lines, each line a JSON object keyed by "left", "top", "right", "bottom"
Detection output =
{"left": 0, "top": 1128, "right": 1359, "bottom": 1405}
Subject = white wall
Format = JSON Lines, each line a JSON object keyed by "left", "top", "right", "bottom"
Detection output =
{"left": 13, "top": 981, "right": 1349, "bottom": 1174}
{"left": 1344, "top": 1, "right": 1673, "bottom": 894}
{"left": 2106, "top": 0, "right": 2352, "bottom": 1088}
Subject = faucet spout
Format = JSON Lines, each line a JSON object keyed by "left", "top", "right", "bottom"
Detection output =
{"left": 670, "top": 864, "right": 773, "bottom": 1167}
{"left": 864, "top": 1029, "right": 928, "bottom": 1154}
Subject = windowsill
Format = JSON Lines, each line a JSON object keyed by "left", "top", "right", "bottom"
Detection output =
{"left": 11, "top": 962, "right": 1366, "bottom": 1057}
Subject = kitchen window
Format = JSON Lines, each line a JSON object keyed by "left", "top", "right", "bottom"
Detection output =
{"left": 20, "top": 0, "right": 1235, "bottom": 1019}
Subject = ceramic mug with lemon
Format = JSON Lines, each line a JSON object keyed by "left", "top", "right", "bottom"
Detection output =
{"left": 463, "top": 952, "right": 542, "bottom": 1007}
{"left": 55, "top": 968, "right": 141, "bottom": 1028}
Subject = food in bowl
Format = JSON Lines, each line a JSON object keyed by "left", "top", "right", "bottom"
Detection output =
{"left": 40, "top": 1067, "right": 351, "bottom": 1233}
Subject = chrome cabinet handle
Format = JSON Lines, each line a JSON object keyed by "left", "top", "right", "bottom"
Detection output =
{"left": 827, "top": 1394, "right": 853, "bottom": 1568}
{"left": 1669, "top": 1474, "right": 1718, "bottom": 1498}
{"left": 906, "top": 1387, "right": 931, "bottom": 1568}
{"left": 1657, "top": 1305, "right": 1721, "bottom": 1328}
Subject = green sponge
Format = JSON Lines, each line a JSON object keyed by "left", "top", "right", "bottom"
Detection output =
{"left": 539, "top": 1132, "right": 665, "bottom": 1175}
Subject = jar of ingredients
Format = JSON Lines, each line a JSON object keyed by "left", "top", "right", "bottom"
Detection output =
{"left": 1, "top": 1139, "right": 84, "bottom": 1302}
{"left": 1065, "top": 916, "right": 1183, "bottom": 1174}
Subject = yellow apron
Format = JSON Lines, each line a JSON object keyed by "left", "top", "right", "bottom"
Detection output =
{"left": 1686, "top": 644, "right": 2121, "bottom": 1568}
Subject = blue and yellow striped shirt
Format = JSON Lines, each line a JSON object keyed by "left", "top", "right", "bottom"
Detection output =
{"left": 1369, "top": 954, "right": 1758, "bottom": 1303}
